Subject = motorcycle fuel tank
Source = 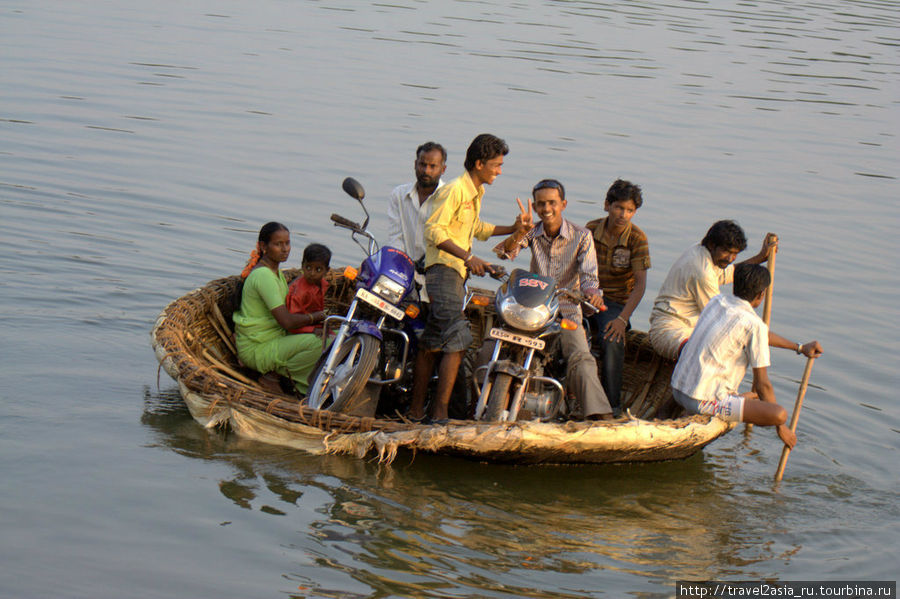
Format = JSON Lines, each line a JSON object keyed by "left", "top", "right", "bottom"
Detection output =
{"left": 498, "top": 269, "right": 556, "bottom": 307}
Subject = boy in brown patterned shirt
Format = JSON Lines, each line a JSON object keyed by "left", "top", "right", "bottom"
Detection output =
{"left": 585, "top": 180, "right": 651, "bottom": 412}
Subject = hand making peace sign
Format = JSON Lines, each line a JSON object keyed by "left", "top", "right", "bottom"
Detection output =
{"left": 514, "top": 197, "right": 534, "bottom": 234}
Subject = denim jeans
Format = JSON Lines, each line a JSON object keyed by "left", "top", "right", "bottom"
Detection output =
{"left": 589, "top": 300, "right": 628, "bottom": 411}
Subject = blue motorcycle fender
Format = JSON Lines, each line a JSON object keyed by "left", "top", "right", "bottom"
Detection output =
{"left": 348, "top": 320, "right": 383, "bottom": 341}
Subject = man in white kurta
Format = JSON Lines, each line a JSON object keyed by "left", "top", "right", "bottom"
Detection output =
{"left": 650, "top": 242, "right": 735, "bottom": 359}
{"left": 386, "top": 142, "right": 447, "bottom": 264}
{"left": 649, "top": 220, "right": 773, "bottom": 359}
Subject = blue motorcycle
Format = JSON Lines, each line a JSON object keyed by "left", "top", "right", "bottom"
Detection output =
{"left": 306, "top": 178, "right": 418, "bottom": 414}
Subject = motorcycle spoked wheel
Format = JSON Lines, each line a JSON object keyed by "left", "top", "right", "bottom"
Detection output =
{"left": 483, "top": 372, "right": 514, "bottom": 422}
{"left": 306, "top": 334, "right": 380, "bottom": 412}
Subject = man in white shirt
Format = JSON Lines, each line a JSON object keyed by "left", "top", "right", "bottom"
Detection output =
{"left": 671, "top": 263, "right": 822, "bottom": 449}
{"left": 649, "top": 219, "right": 773, "bottom": 359}
{"left": 386, "top": 142, "right": 447, "bottom": 265}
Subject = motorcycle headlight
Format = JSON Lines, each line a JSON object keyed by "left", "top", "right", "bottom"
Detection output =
{"left": 371, "top": 275, "right": 405, "bottom": 305}
{"left": 498, "top": 296, "right": 554, "bottom": 332}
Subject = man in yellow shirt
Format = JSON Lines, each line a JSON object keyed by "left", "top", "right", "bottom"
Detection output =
{"left": 408, "top": 133, "right": 532, "bottom": 423}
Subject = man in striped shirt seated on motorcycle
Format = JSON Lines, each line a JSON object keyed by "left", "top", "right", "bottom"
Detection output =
{"left": 494, "top": 179, "right": 614, "bottom": 421}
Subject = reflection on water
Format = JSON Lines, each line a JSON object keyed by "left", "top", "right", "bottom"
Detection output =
{"left": 141, "top": 387, "right": 834, "bottom": 597}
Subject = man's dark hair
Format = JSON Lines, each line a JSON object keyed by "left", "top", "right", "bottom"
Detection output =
{"left": 416, "top": 141, "right": 447, "bottom": 163}
{"left": 733, "top": 263, "right": 770, "bottom": 302}
{"left": 702, "top": 219, "right": 747, "bottom": 252}
{"left": 532, "top": 179, "right": 566, "bottom": 202}
{"left": 464, "top": 133, "right": 508, "bottom": 170}
{"left": 302, "top": 243, "right": 331, "bottom": 266}
{"left": 605, "top": 179, "right": 643, "bottom": 209}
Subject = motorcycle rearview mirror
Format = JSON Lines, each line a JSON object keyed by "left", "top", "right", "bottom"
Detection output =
{"left": 341, "top": 177, "right": 370, "bottom": 230}
{"left": 342, "top": 177, "right": 365, "bottom": 201}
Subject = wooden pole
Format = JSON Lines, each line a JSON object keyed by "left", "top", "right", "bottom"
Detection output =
{"left": 762, "top": 233, "right": 777, "bottom": 326}
{"left": 774, "top": 356, "right": 815, "bottom": 482}
{"left": 747, "top": 234, "right": 777, "bottom": 433}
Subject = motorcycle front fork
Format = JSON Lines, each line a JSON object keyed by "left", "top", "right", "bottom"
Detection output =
{"left": 473, "top": 341, "right": 566, "bottom": 422}
{"left": 473, "top": 341, "right": 533, "bottom": 421}
{"left": 321, "top": 304, "right": 410, "bottom": 386}
{"left": 320, "top": 299, "right": 360, "bottom": 378}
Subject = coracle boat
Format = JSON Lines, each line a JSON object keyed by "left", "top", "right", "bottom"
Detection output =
{"left": 150, "top": 270, "right": 734, "bottom": 465}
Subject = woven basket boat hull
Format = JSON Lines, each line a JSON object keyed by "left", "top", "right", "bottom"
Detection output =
{"left": 150, "top": 272, "right": 734, "bottom": 465}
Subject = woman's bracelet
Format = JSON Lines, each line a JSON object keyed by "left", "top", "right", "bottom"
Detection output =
{"left": 616, "top": 315, "right": 628, "bottom": 326}
{"left": 795, "top": 342, "right": 802, "bottom": 355}
{"left": 463, "top": 251, "right": 473, "bottom": 264}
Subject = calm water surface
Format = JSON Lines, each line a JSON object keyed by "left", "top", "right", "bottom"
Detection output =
{"left": 1, "top": 1, "right": 898, "bottom": 597}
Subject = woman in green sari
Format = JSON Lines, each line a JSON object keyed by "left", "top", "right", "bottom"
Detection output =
{"left": 233, "top": 222, "right": 327, "bottom": 395}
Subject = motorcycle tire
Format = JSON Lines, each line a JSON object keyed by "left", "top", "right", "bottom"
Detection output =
{"left": 306, "top": 333, "right": 380, "bottom": 413}
{"left": 483, "top": 372, "right": 513, "bottom": 422}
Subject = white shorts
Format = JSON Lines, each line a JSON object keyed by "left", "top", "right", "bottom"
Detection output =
{"left": 673, "top": 388, "right": 745, "bottom": 423}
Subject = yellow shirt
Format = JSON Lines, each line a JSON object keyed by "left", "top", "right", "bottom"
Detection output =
{"left": 424, "top": 171, "right": 496, "bottom": 278}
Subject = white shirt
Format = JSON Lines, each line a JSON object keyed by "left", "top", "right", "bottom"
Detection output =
{"left": 671, "top": 293, "right": 770, "bottom": 402}
{"left": 386, "top": 178, "right": 445, "bottom": 262}
{"left": 650, "top": 243, "right": 734, "bottom": 329}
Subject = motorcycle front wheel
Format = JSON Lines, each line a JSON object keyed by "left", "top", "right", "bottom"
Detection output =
{"left": 483, "top": 372, "right": 513, "bottom": 422}
{"left": 306, "top": 333, "right": 380, "bottom": 412}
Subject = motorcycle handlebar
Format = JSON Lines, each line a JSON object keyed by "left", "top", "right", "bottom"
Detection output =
{"left": 487, "top": 264, "right": 508, "bottom": 281}
{"left": 560, "top": 288, "right": 606, "bottom": 313}
{"left": 330, "top": 213, "right": 361, "bottom": 231}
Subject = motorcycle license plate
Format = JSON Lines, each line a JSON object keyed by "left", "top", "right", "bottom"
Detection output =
{"left": 489, "top": 327, "right": 545, "bottom": 350}
{"left": 357, "top": 288, "right": 405, "bottom": 320}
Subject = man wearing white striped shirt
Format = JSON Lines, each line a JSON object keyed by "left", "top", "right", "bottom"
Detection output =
{"left": 495, "top": 179, "right": 614, "bottom": 420}
{"left": 671, "top": 263, "right": 821, "bottom": 448}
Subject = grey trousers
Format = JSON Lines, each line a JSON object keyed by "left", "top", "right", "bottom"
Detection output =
{"left": 559, "top": 325, "right": 613, "bottom": 418}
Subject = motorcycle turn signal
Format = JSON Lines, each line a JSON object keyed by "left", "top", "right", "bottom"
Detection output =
{"left": 560, "top": 318, "right": 578, "bottom": 330}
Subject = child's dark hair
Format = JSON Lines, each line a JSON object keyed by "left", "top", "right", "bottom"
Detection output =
{"left": 464, "top": 133, "right": 508, "bottom": 170}
{"left": 702, "top": 220, "right": 747, "bottom": 252}
{"left": 605, "top": 179, "right": 643, "bottom": 209}
{"left": 733, "top": 263, "right": 770, "bottom": 302}
{"left": 303, "top": 243, "right": 331, "bottom": 267}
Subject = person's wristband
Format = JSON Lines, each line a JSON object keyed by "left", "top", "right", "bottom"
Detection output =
{"left": 795, "top": 342, "right": 802, "bottom": 355}
{"left": 463, "top": 252, "right": 472, "bottom": 264}
{"left": 616, "top": 315, "right": 628, "bottom": 326}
